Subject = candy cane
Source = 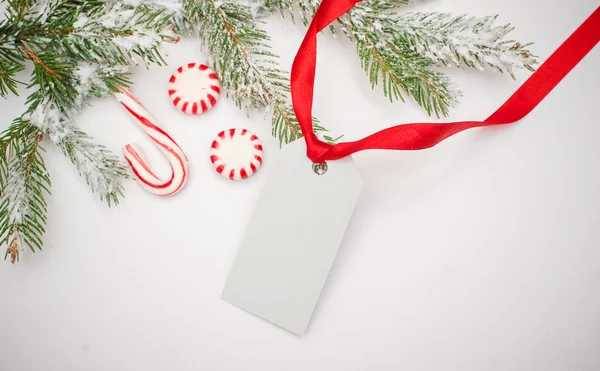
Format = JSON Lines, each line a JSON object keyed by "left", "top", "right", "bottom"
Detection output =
{"left": 115, "top": 87, "right": 189, "bottom": 197}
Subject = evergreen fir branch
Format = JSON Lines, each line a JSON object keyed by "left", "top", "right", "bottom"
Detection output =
{"left": 27, "top": 100, "right": 129, "bottom": 206}
{"left": 0, "top": 58, "right": 24, "bottom": 96}
{"left": 264, "top": 0, "right": 295, "bottom": 19}
{"left": 122, "top": 0, "right": 193, "bottom": 36}
{"left": 263, "top": 0, "right": 320, "bottom": 25}
{"left": 0, "top": 2, "right": 34, "bottom": 64}
{"left": 0, "top": 119, "right": 50, "bottom": 264}
{"left": 391, "top": 12, "right": 537, "bottom": 76}
{"left": 265, "top": 0, "right": 535, "bottom": 116}
{"left": 24, "top": 63, "right": 132, "bottom": 206}
{"left": 186, "top": 0, "right": 328, "bottom": 145}
{"left": 1, "top": 1, "right": 178, "bottom": 67}
{"left": 56, "top": 125, "right": 129, "bottom": 206}
{"left": 345, "top": 1, "right": 457, "bottom": 116}
{"left": 264, "top": 0, "right": 330, "bottom": 31}
{"left": 0, "top": 0, "right": 177, "bottom": 262}
{"left": 272, "top": 106, "right": 329, "bottom": 146}
{"left": 294, "top": 0, "right": 321, "bottom": 25}
{"left": 264, "top": 0, "right": 453, "bottom": 114}
{"left": 64, "top": 2, "right": 179, "bottom": 66}
{"left": 20, "top": 45, "right": 77, "bottom": 105}
{"left": 1, "top": 1, "right": 98, "bottom": 57}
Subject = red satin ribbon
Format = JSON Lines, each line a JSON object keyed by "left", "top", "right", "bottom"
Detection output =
{"left": 291, "top": 1, "right": 600, "bottom": 164}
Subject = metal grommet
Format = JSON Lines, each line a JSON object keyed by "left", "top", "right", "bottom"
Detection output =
{"left": 312, "top": 162, "right": 328, "bottom": 175}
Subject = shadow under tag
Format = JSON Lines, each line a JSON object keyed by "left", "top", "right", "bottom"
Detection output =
{"left": 222, "top": 140, "right": 363, "bottom": 335}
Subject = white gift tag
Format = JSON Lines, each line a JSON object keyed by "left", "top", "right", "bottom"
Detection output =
{"left": 222, "top": 140, "right": 363, "bottom": 335}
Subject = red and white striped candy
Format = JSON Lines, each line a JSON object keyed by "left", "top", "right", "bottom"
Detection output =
{"left": 115, "top": 87, "right": 189, "bottom": 197}
{"left": 210, "top": 129, "right": 263, "bottom": 180}
{"left": 168, "top": 63, "right": 220, "bottom": 115}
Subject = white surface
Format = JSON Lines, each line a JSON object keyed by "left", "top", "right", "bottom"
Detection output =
{"left": 1, "top": 0, "right": 599, "bottom": 370}
{"left": 222, "top": 140, "right": 362, "bottom": 335}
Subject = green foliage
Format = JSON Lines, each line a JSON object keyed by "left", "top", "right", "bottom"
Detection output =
{"left": 264, "top": 0, "right": 319, "bottom": 24}
{"left": 185, "top": 0, "right": 328, "bottom": 146}
{"left": 0, "top": 59, "right": 23, "bottom": 96}
{"left": 0, "top": 0, "right": 176, "bottom": 262}
{"left": 343, "top": 1, "right": 457, "bottom": 117}
{"left": 263, "top": 0, "right": 536, "bottom": 117}
{"left": 387, "top": 12, "right": 537, "bottom": 75}
{"left": 0, "top": 119, "right": 49, "bottom": 263}
{"left": 56, "top": 124, "right": 129, "bottom": 206}
{"left": 63, "top": 2, "right": 178, "bottom": 66}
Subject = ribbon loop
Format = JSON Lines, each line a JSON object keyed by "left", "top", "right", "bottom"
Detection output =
{"left": 291, "top": 2, "right": 600, "bottom": 162}
{"left": 306, "top": 136, "right": 334, "bottom": 164}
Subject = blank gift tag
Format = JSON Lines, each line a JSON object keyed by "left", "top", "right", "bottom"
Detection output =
{"left": 222, "top": 140, "right": 363, "bottom": 335}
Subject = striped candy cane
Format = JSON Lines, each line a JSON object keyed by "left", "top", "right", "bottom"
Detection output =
{"left": 115, "top": 87, "right": 189, "bottom": 197}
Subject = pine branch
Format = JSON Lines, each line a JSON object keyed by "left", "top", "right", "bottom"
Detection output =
{"left": 294, "top": 0, "right": 321, "bottom": 25}
{"left": 0, "top": 0, "right": 177, "bottom": 262}
{"left": 0, "top": 119, "right": 50, "bottom": 264}
{"left": 391, "top": 12, "right": 537, "bottom": 76}
{"left": 185, "top": 0, "right": 328, "bottom": 145}
{"left": 121, "top": 0, "right": 193, "bottom": 36}
{"left": 264, "top": 0, "right": 454, "bottom": 115}
{"left": 343, "top": 2, "right": 537, "bottom": 115}
{"left": 264, "top": 0, "right": 295, "bottom": 18}
{"left": 264, "top": 0, "right": 319, "bottom": 25}
{"left": 341, "top": 0, "right": 458, "bottom": 116}
{"left": 0, "top": 1, "right": 34, "bottom": 97}
{"left": 265, "top": 0, "right": 535, "bottom": 117}
{"left": 64, "top": 1, "right": 179, "bottom": 66}
{"left": 8, "top": 2, "right": 173, "bottom": 196}
{"left": 0, "top": 59, "right": 24, "bottom": 96}
{"left": 57, "top": 126, "right": 129, "bottom": 206}
{"left": 24, "top": 63, "right": 131, "bottom": 206}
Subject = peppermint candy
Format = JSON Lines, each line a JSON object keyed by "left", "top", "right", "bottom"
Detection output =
{"left": 168, "top": 63, "right": 220, "bottom": 115}
{"left": 210, "top": 129, "right": 263, "bottom": 180}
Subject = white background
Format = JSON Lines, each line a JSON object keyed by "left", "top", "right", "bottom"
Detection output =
{"left": 1, "top": 0, "right": 599, "bottom": 370}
